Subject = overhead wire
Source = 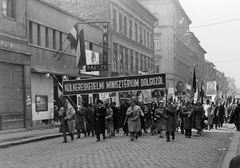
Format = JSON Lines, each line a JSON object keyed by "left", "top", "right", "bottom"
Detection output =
{"left": 190, "top": 18, "right": 240, "bottom": 28}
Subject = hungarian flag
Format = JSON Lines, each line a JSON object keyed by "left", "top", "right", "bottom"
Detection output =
{"left": 191, "top": 66, "right": 196, "bottom": 101}
{"left": 77, "top": 29, "right": 86, "bottom": 69}
{"left": 67, "top": 23, "right": 78, "bottom": 51}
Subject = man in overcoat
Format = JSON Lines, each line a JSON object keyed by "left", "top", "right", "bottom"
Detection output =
{"left": 59, "top": 100, "right": 75, "bottom": 143}
{"left": 94, "top": 100, "right": 107, "bottom": 141}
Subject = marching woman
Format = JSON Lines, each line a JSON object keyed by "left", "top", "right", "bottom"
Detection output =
{"left": 75, "top": 102, "right": 87, "bottom": 139}
{"left": 154, "top": 101, "right": 167, "bottom": 138}
{"left": 164, "top": 98, "right": 177, "bottom": 142}
{"left": 150, "top": 102, "right": 158, "bottom": 135}
{"left": 181, "top": 101, "right": 194, "bottom": 138}
{"left": 105, "top": 104, "right": 114, "bottom": 138}
{"left": 94, "top": 100, "right": 107, "bottom": 142}
{"left": 126, "top": 100, "right": 142, "bottom": 141}
{"left": 59, "top": 100, "right": 75, "bottom": 143}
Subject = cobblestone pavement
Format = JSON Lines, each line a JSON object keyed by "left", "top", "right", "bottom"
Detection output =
{"left": 0, "top": 126, "right": 233, "bottom": 168}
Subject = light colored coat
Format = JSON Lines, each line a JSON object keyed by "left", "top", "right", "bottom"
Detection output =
{"left": 126, "top": 105, "right": 142, "bottom": 132}
{"left": 59, "top": 107, "right": 75, "bottom": 133}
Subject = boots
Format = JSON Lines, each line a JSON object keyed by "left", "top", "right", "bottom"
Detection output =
{"left": 171, "top": 132, "right": 175, "bottom": 140}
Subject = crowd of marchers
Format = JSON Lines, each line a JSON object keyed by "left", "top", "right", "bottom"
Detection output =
{"left": 52, "top": 96, "right": 240, "bottom": 143}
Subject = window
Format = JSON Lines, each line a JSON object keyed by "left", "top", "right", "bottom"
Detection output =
{"left": 125, "top": 48, "right": 128, "bottom": 74}
{"left": 119, "top": 12, "right": 123, "bottom": 34}
{"left": 140, "top": 26, "right": 142, "bottom": 44}
{"left": 135, "top": 23, "right": 138, "bottom": 42}
{"left": 124, "top": 16, "right": 127, "bottom": 36}
{"left": 113, "top": 8, "right": 117, "bottom": 31}
{"left": 144, "top": 56, "right": 147, "bottom": 71}
{"left": 147, "top": 32, "right": 149, "bottom": 48}
{"left": 130, "top": 50, "right": 133, "bottom": 75}
{"left": 37, "top": 24, "right": 41, "bottom": 46}
{"left": 135, "top": 52, "right": 138, "bottom": 75}
{"left": 113, "top": 43, "right": 118, "bottom": 72}
{"left": 173, "top": 34, "right": 176, "bottom": 53}
{"left": 53, "top": 29, "right": 56, "bottom": 49}
{"left": 29, "top": 21, "right": 33, "bottom": 44}
{"left": 150, "top": 33, "right": 153, "bottom": 49}
{"left": 148, "top": 57, "right": 150, "bottom": 70}
{"left": 143, "top": 29, "right": 146, "bottom": 46}
{"left": 129, "top": 18, "right": 132, "bottom": 39}
{"left": 140, "top": 54, "right": 143, "bottom": 71}
{"left": 59, "top": 32, "right": 62, "bottom": 51}
{"left": 120, "top": 46, "right": 123, "bottom": 73}
{"left": 2, "top": 0, "right": 15, "bottom": 18}
{"left": 154, "top": 38, "right": 159, "bottom": 50}
{"left": 45, "top": 27, "right": 49, "bottom": 48}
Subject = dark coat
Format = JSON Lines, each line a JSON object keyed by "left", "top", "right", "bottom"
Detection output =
{"left": 212, "top": 106, "right": 219, "bottom": 124}
{"left": 75, "top": 106, "right": 87, "bottom": 131}
{"left": 154, "top": 107, "right": 166, "bottom": 131}
{"left": 164, "top": 103, "right": 177, "bottom": 132}
{"left": 53, "top": 109, "right": 59, "bottom": 121}
{"left": 193, "top": 106, "right": 204, "bottom": 129}
{"left": 94, "top": 107, "right": 106, "bottom": 134}
{"left": 181, "top": 105, "right": 193, "bottom": 129}
{"left": 112, "top": 106, "right": 119, "bottom": 130}
{"left": 229, "top": 105, "right": 240, "bottom": 124}
{"left": 218, "top": 104, "right": 225, "bottom": 124}
{"left": 86, "top": 107, "right": 94, "bottom": 131}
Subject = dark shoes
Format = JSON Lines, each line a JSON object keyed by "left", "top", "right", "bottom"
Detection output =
{"left": 62, "top": 140, "right": 67, "bottom": 143}
{"left": 166, "top": 139, "right": 170, "bottom": 142}
{"left": 76, "top": 136, "right": 80, "bottom": 139}
{"left": 130, "top": 139, "right": 134, "bottom": 141}
{"left": 96, "top": 139, "right": 100, "bottom": 142}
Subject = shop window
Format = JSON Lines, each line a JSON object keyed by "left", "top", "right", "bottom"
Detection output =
{"left": 59, "top": 32, "right": 62, "bottom": 51}
{"left": 45, "top": 27, "right": 49, "bottom": 48}
{"left": 37, "top": 24, "right": 41, "bottom": 46}
{"left": 53, "top": 29, "right": 56, "bottom": 49}
{"left": 29, "top": 21, "right": 33, "bottom": 44}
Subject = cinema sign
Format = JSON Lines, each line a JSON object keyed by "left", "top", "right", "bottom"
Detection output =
{"left": 62, "top": 74, "right": 166, "bottom": 96}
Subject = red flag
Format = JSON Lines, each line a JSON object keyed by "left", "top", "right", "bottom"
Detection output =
{"left": 67, "top": 23, "right": 78, "bottom": 51}
{"left": 77, "top": 29, "right": 86, "bottom": 69}
{"left": 191, "top": 66, "right": 196, "bottom": 101}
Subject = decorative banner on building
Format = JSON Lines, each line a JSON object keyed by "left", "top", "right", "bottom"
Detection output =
{"left": 102, "top": 23, "right": 108, "bottom": 64}
{"left": 206, "top": 81, "right": 217, "bottom": 95}
{"left": 81, "top": 50, "right": 99, "bottom": 76}
{"left": 62, "top": 73, "right": 166, "bottom": 95}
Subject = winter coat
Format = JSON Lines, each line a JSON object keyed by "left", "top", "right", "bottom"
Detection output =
{"left": 106, "top": 108, "right": 114, "bottom": 133}
{"left": 75, "top": 106, "right": 87, "bottom": 131}
{"left": 229, "top": 105, "right": 240, "bottom": 124}
{"left": 126, "top": 105, "right": 142, "bottom": 132}
{"left": 193, "top": 106, "right": 204, "bottom": 129}
{"left": 154, "top": 107, "right": 166, "bottom": 131}
{"left": 207, "top": 105, "right": 214, "bottom": 125}
{"left": 94, "top": 107, "right": 106, "bottom": 134}
{"left": 218, "top": 104, "right": 225, "bottom": 124}
{"left": 86, "top": 107, "right": 95, "bottom": 131}
{"left": 212, "top": 106, "right": 219, "bottom": 125}
{"left": 181, "top": 105, "right": 193, "bottom": 130}
{"left": 164, "top": 103, "right": 177, "bottom": 132}
{"left": 112, "top": 106, "right": 119, "bottom": 130}
{"left": 59, "top": 107, "right": 75, "bottom": 133}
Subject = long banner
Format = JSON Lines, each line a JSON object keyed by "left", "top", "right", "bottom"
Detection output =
{"left": 62, "top": 73, "right": 166, "bottom": 95}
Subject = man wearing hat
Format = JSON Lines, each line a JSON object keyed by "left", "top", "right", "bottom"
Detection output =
{"left": 94, "top": 100, "right": 107, "bottom": 141}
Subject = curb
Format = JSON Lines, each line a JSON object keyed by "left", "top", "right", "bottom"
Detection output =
{"left": 221, "top": 131, "right": 240, "bottom": 168}
{"left": 0, "top": 133, "right": 62, "bottom": 149}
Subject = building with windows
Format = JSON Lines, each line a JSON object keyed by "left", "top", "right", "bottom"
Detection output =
{"left": 0, "top": 0, "right": 104, "bottom": 129}
{"left": 110, "top": 0, "right": 157, "bottom": 77}
{"left": 138, "top": 0, "right": 206, "bottom": 97}
{"left": 0, "top": 0, "right": 32, "bottom": 130}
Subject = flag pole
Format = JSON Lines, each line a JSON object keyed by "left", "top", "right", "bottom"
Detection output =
{"left": 52, "top": 74, "right": 78, "bottom": 111}
{"left": 57, "top": 43, "right": 71, "bottom": 61}
{"left": 53, "top": 37, "right": 68, "bottom": 58}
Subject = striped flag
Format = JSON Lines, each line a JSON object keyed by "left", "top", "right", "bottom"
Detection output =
{"left": 67, "top": 23, "right": 78, "bottom": 51}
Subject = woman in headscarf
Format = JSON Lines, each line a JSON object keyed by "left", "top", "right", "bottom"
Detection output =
{"left": 126, "top": 100, "right": 142, "bottom": 141}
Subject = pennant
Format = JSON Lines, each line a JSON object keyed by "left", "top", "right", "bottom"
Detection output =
{"left": 67, "top": 23, "right": 78, "bottom": 51}
{"left": 77, "top": 29, "right": 86, "bottom": 69}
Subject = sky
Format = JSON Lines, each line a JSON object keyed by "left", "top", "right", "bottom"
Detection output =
{"left": 179, "top": 0, "right": 240, "bottom": 87}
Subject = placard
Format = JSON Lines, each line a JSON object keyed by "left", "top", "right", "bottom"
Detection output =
{"left": 35, "top": 95, "right": 48, "bottom": 112}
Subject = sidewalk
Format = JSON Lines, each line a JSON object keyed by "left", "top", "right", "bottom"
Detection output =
{"left": 0, "top": 124, "right": 62, "bottom": 148}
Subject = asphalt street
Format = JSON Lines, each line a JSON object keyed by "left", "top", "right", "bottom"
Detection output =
{"left": 0, "top": 126, "right": 233, "bottom": 168}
